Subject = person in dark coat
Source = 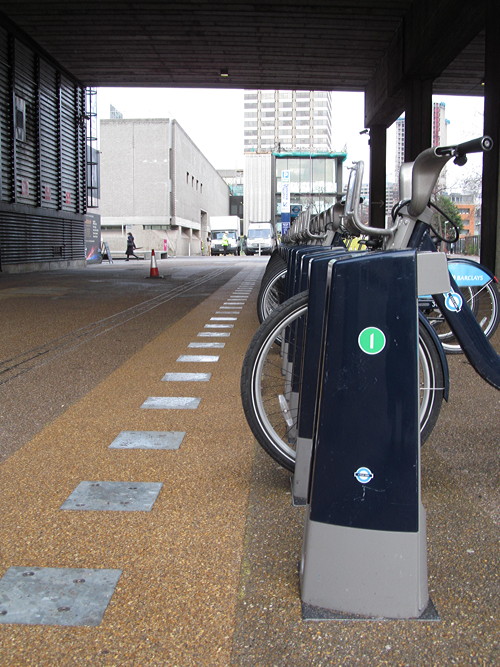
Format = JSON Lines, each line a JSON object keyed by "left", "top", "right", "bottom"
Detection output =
{"left": 126, "top": 232, "right": 139, "bottom": 260}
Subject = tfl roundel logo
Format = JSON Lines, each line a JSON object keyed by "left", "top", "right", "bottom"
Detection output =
{"left": 444, "top": 290, "right": 463, "bottom": 313}
{"left": 354, "top": 467, "right": 374, "bottom": 484}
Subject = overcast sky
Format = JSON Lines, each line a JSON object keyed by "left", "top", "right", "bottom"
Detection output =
{"left": 96, "top": 88, "right": 485, "bottom": 183}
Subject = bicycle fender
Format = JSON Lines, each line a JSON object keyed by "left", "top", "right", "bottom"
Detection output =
{"left": 418, "top": 311, "right": 449, "bottom": 401}
{"left": 447, "top": 258, "right": 497, "bottom": 288}
{"left": 433, "top": 274, "right": 500, "bottom": 390}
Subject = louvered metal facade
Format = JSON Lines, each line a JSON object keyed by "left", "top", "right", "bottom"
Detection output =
{"left": 0, "top": 23, "right": 86, "bottom": 270}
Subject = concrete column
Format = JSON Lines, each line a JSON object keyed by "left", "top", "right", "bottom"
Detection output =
{"left": 368, "top": 125, "right": 387, "bottom": 230}
{"left": 481, "top": 0, "right": 500, "bottom": 274}
{"left": 404, "top": 79, "right": 433, "bottom": 161}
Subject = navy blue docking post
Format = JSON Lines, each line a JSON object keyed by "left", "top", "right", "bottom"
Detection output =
{"left": 292, "top": 247, "right": 349, "bottom": 505}
{"left": 300, "top": 249, "right": 431, "bottom": 619}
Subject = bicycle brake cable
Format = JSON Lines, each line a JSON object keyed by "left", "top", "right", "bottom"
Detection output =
{"left": 427, "top": 200, "right": 460, "bottom": 243}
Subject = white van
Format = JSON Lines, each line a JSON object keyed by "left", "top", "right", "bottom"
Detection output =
{"left": 245, "top": 222, "right": 277, "bottom": 255}
{"left": 209, "top": 216, "right": 240, "bottom": 255}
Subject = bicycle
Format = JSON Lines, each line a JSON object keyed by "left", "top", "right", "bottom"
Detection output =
{"left": 242, "top": 136, "right": 499, "bottom": 472}
{"left": 256, "top": 176, "right": 499, "bottom": 355}
{"left": 256, "top": 204, "right": 347, "bottom": 323}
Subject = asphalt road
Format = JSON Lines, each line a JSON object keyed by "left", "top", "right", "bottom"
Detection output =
{"left": 0, "top": 256, "right": 262, "bottom": 462}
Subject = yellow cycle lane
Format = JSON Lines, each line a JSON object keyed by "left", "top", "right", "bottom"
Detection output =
{"left": 0, "top": 267, "right": 263, "bottom": 665}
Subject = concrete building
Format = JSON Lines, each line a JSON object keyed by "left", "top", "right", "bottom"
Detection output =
{"left": 0, "top": 22, "right": 87, "bottom": 272}
{"left": 449, "top": 192, "right": 478, "bottom": 236}
{"left": 243, "top": 153, "right": 275, "bottom": 230}
{"left": 98, "top": 119, "right": 230, "bottom": 257}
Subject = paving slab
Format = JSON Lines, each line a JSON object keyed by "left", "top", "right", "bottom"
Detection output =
{"left": 0, "top": 567, "right": 121, "bottom": 627}
{"left": 188, "top": 342, "right": 225, "bottom": 348}
{"left": 161, "top": 372, "right": 212, "bottom": 382}
{"left": 176, "top": 354, "right": 220, "bottom": 362}
{"left": 109, "top": 430, "right": 186, "bottom": 450}
{"left": 60, "top": 481, "right": 163, "bottom": 511}
{"left": 141, "top": 396, "right": 201, "bottom": 409}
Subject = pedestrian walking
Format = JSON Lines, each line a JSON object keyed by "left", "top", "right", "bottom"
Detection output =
{"left": 222, "top": 232, "right": 229, "bottom": 256}
{"left": 126, "top": 232, "right": 139, "bottom": 260}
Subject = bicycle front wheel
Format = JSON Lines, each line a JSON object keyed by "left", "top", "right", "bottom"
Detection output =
{"left": 257, "top": 262, "right": 287, "bottom": 323}
{"left": 241, "top": 291, "right": 445, "bottom": 472}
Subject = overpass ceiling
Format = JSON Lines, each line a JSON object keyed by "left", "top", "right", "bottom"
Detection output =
{"left": 0, "top": 1, "right": 485, "bottom": 96}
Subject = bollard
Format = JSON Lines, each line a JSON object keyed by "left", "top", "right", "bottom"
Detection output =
{"left": 300, "top": 249, "right": 437, "bottom": 619}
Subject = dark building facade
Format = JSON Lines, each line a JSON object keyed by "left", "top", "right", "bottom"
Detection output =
{"left": 0, "top": 21, "right": 87, "bottom": 272}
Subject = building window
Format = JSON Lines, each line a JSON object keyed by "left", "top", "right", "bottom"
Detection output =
{"left": 15, "top": 96, "right": 26, "bottom": 142}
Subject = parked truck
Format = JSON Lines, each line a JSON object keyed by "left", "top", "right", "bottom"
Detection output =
{"left": 209, "top": 216, "right": 240, "bottom": 255}
{"left": 244, "top": 221, "right": 277, "bottom": 255}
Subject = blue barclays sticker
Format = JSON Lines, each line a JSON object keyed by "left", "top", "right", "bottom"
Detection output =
{"left": 444, "top": 290, "right": 463, "bottom": 312}
{"left": 448, "top": 262, "right": 490, "bottom": 286}
{"left": 354, "top": 467, "right": 374, "bottom": 484}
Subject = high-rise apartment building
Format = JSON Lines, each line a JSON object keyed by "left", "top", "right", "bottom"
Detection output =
{"left": 432, "top": 102, "right": 447, "bottom": 148}
{"left": 395, "top": 117, "right": 405, "bottom": 181}
{"left": 394, "top": 102, "right": 448, "bottom": 180}
{"left": 243, "top": 90, "right": 332, "bottom": 153}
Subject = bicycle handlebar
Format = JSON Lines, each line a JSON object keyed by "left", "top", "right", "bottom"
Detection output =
{"left": 326, "top": 136, "right": 493, "bottom": 242}
{"left": 344, "top": 160, "right": 398, "bottom": 237}
{"left": 435, "top": 135, "right": 493, "bottom": 159}
{"left": 407, "top": 135, "right": 493, "bottom": 217}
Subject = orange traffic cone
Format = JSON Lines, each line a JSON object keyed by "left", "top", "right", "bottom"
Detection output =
{"left": 148, "top": 249, "right": 161, "bottom": 278}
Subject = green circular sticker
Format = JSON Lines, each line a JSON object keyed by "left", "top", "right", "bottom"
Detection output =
{"left": 358, "top": 327, "right": 386, "bottom": 355}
